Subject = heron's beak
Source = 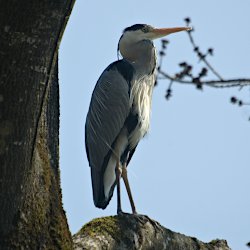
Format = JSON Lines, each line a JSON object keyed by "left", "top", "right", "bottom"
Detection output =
{"left": 150, "top": 27, "right": 192, "bottom": 39}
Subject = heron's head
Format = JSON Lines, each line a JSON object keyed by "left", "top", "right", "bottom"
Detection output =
{"left": 118, "top": 24, "right": 191, "bottom": 60}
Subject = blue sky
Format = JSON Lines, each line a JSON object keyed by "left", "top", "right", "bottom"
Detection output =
{"left": 59, "top": 1, "right": 250, "bottom": 249}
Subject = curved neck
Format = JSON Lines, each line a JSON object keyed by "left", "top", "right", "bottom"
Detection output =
{"left": 119, "top": 39, "right": 156, "bottom": 75}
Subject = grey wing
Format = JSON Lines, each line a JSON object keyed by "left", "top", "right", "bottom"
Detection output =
{"left": 85, "top": 62, "right": 132, "bottom": 172}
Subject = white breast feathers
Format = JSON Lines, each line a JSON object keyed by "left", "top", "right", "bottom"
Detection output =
{"left": 128, "top": 74, "right": 155, "bottom": 149}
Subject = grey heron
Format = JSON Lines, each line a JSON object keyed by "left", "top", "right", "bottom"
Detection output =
{"left": 85, "top": 24, "right": 190, "bottom": 214}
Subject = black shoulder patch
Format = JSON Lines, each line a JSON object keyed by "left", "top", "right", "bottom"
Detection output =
{"left": 106, "top": 60, "right": 135, "bottom": 83}
{"left": 124, "top": 111, "right": 138, "bottom": 134}
{"left": 115, "top": 60, "right": 135, "bottom": 83}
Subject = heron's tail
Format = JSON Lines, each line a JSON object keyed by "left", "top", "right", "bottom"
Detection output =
{"left": 91, "top": 168, "right": 115, "bottom": 209}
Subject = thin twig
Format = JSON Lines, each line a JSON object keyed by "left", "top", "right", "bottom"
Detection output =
{"left": 158, "top": 69, "right": 250, "bottom": 88}
{"left": 187, "top": 30, "right": 224, "bottom": 81}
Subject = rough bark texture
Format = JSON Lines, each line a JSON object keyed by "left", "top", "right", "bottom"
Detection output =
{"left": 0, "top": 0, "right": 75, "bottom": 249}
{"left": 73, "top": 214, "right": 231, "bottom": 250}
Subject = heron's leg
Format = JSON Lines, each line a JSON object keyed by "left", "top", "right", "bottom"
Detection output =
{"left": 121, "top": 163, "right": 137, "bottom": 214}
{"left": 115, "top": 160, "right": 122, "bottom": 214}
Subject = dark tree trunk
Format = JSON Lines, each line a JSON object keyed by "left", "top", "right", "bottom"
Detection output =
{"left": 0, "top": 1, "right": 75, "bottom": 249}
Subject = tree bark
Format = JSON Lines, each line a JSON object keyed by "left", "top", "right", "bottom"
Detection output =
{"left": 0, "top": 1, "right": 75, "bottom": 249}
{"left": 73, "top": 214, "right": 231, "bottom": 250}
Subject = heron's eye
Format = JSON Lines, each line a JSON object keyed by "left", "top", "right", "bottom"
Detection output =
{"left": 141, "top": 27, "right": 149, "bottom": 33}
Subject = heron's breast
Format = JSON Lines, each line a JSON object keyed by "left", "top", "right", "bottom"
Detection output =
{"left": 129, "top": 77, "right": 154, "bottom": 148}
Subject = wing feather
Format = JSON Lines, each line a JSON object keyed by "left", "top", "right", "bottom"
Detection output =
{"left": 85, "top": 60, "right": 134, "bottom": 207}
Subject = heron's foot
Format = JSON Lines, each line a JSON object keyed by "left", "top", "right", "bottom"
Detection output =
{"left": 132, "top": 209, "right": 138, "bottom": 215}
{"left": 117, "top": 209, "right": 125, "bottom": 216}
{"left": 117, "top": 211, "right": 135, "bottom": 217}
{"left": 116, "top": 210, "right": 138, "bottom": 216}
{"left": 117, "top": 210, "right": 131, "bottom": 216}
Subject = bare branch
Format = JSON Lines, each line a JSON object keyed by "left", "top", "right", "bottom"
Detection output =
{"left": 157, "top": 17, "right": 250, "bottom": 115}
{"left": 158, "top": 69, "right": 250, "bottom": 88}
{"left": 73, "top": 214, "right": 231, "bottom": 250}
{"left": 186, "top": 29, "right": 224, "bottom": 80}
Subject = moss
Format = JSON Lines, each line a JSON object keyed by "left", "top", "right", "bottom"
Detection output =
{"left": 9, "top": 98, "right": 73, "bottom": 249}
{"left": 75, "top": 215, "right": 231, "bottom": 250}
{"left": 78, "top": 214, "right": 146, "bottom": 248}
{"left": 79, "top": 216, "right": 123, "bottom": 241}
{"left": 209, "top": 239, "right": 218, "bottom": 245}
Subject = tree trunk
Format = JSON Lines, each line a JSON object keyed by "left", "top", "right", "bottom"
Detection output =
{"left": 73, "top": 214, "right": 231, "bottom": 250}
{"left": 0, "top": 1, "right": 75, "bottom": 249}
